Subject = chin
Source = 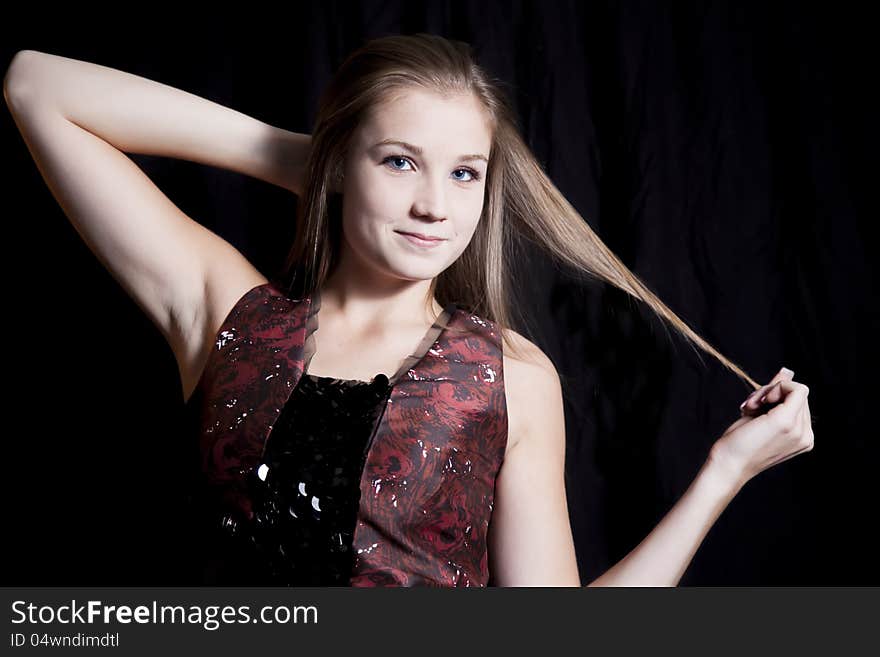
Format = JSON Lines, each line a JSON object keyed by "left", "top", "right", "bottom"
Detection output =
{"left": 390, "top": 266, "right": 444, "bottom": 282}
{"left": 382, "top": 257, "right": 448, "bottom": 281}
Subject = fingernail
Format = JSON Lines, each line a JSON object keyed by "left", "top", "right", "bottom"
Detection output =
{"left": 781, "top": 367, "right": 794, "bottom": 377}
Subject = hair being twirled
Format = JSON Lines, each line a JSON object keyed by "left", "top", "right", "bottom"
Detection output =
{"left": 281, "top": 32, "right": 760, "bottom": 390}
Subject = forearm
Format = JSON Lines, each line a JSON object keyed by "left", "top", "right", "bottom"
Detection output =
{"left": 586, "top": 457, "right": 743, "bottom": 587}
{"left": 4, "top": 50, "right": 310, "bottom": 193}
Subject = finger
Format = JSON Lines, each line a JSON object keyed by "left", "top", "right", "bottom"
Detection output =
{"left": 764, "top": 380, "right": 809, "bottom": 429}
{"left": 801, "top": 394, "right": 814, "bottom": 446}
{"left": 762, "top": 380, "right": 786, "bottom": 405}
{"left": 755, "top": 379, "right": 810, "bottom": 421}
{"left": 742, "top": 381, "right": 781, "bottom": 414}
{"left": 767, "top": 366, "right": 796, "bottom": 389}
{"left": 760, "top": 368, "right": 802, "bottom": 405}
{"left": 741, "top": 367, "right": 794, "bottom": 412}
{"left": 779, "top": 366, "right": 795, "bottom": 380}
{"left": 765, "top": 405, "right": 813, "bottom": 470}
{"left": 742, "top": 382, "right": 774, "bottom": 412}
{"left": 763, "top": 367, "right": 796, "bottom": 399}
{"left": 764, "top": 395, "right": 812, "bottom": 471}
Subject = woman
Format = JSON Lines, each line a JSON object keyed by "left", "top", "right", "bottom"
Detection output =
{"left": 4, "top": 33, "right": 813, "bottom": 586}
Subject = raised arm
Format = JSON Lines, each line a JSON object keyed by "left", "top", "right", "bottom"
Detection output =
{"left": 3, "top": 50, "right": 310, "bottom": 401}
{"left": 5, "top": 50, "right": 311, "bottom": 194}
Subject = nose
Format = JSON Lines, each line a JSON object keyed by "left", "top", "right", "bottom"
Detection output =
{"left": 410, "top": 175, "right": 448, "bottom": 222}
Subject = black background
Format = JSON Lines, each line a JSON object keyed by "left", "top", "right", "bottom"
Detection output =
{"left": 1, "top": 1, "right": 874, "bottom": 585}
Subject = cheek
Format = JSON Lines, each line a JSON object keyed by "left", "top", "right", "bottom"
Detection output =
{"left": 339, "top": 202, "right": 394, "bottom": 262}
{"left": 346, "top": 178, "right": 406, "bottom": 226}
{"left": 456, "top": 212, "right": 483, "bottom": 244}
{"left": 438, "top": 216, "right": 481, "bottom": 265}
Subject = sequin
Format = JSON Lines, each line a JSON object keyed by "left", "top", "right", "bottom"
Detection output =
{"left": 212, "top": 372, "right": 391, "bottom": 586}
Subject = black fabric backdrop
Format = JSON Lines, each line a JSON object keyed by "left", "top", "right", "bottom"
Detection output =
{"left": 2, "top": 1, "right": 874, "bottom": 585}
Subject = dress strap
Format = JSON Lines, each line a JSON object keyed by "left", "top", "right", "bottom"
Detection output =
{"left": 388, "top": 304, "right": 455, "bottom": 385}
{"left": 302, "top": 289, "right": 321, "bottom": 378}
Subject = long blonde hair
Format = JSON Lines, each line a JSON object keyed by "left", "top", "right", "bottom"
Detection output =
{"left": 281, "top": 32, "right": 760, "bottom": 391}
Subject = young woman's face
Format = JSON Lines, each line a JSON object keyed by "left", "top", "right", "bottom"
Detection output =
{"left": 338, "top": 88, "right": 492, "bottom": 283}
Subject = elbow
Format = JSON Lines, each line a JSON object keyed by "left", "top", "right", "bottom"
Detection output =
{"left": 4, "top": 50, "right": 37, "bottom": 105}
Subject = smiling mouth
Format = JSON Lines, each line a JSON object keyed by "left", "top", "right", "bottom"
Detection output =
{"left": 395, "top": 231, "right": 446, "bottom": 241}
{"left": 395, "top": 231, "right": 447, "bottom": 247}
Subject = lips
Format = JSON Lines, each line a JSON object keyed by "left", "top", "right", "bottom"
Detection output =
{"left": 395, "top": 231, "right": 446, "bottom": 241}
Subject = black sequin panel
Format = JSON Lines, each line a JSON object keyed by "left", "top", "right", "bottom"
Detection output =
{"left": 217, "top": 371, "right": 391, "bottom": 586}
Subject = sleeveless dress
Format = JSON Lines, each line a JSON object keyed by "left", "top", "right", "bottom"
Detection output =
{"left": 185, "top": 281, "right": 508, "bottom": 587}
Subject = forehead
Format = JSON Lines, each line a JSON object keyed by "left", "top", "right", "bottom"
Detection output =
{"left": 357, "top": 88, "right": 492, "bottom": 156}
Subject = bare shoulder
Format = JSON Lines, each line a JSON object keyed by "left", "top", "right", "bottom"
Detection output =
{"left": 501, "top": 328, "right": 563, "bottom": 453}
{"left": 201, "top": 251, "right": 269, "bottom": 333}
{"left": 501, "top": 327, "right": 561, "bottom": 390}
{"left": 180, "top": 249, "right": 268, "bottom": 403}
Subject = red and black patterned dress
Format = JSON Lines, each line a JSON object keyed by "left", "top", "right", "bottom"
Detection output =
{"left": 185, "top": 281, "right": 508, "bottom": 587}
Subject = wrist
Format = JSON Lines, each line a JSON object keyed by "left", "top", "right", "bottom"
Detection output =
{"left": 706, "top": 445, "right": 750, "bottom": 493}
{"left": 271, "top": 127, "right": 311, "bottom": 195}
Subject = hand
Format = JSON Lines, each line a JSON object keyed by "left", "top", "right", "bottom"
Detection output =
{"left": 709, "top": 367, "right": 814, "bottom": 488}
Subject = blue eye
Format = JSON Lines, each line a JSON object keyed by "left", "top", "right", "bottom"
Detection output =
{"left": 384, "top": 156, "right": 413, "bottom": 172}
{"left": 382, "top": 155, "right": 482, "bottom": 183}
{"left": 452, "top": 168, "right": 480, "bottom": 183}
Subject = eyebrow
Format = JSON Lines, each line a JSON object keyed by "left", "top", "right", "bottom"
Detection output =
{"left": 371, "top": 139, "right": 488, "bottom": 164}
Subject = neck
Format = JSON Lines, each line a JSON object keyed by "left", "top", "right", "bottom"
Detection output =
{"left": 319, "top": 258, "right": 442, "bottom": 330}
